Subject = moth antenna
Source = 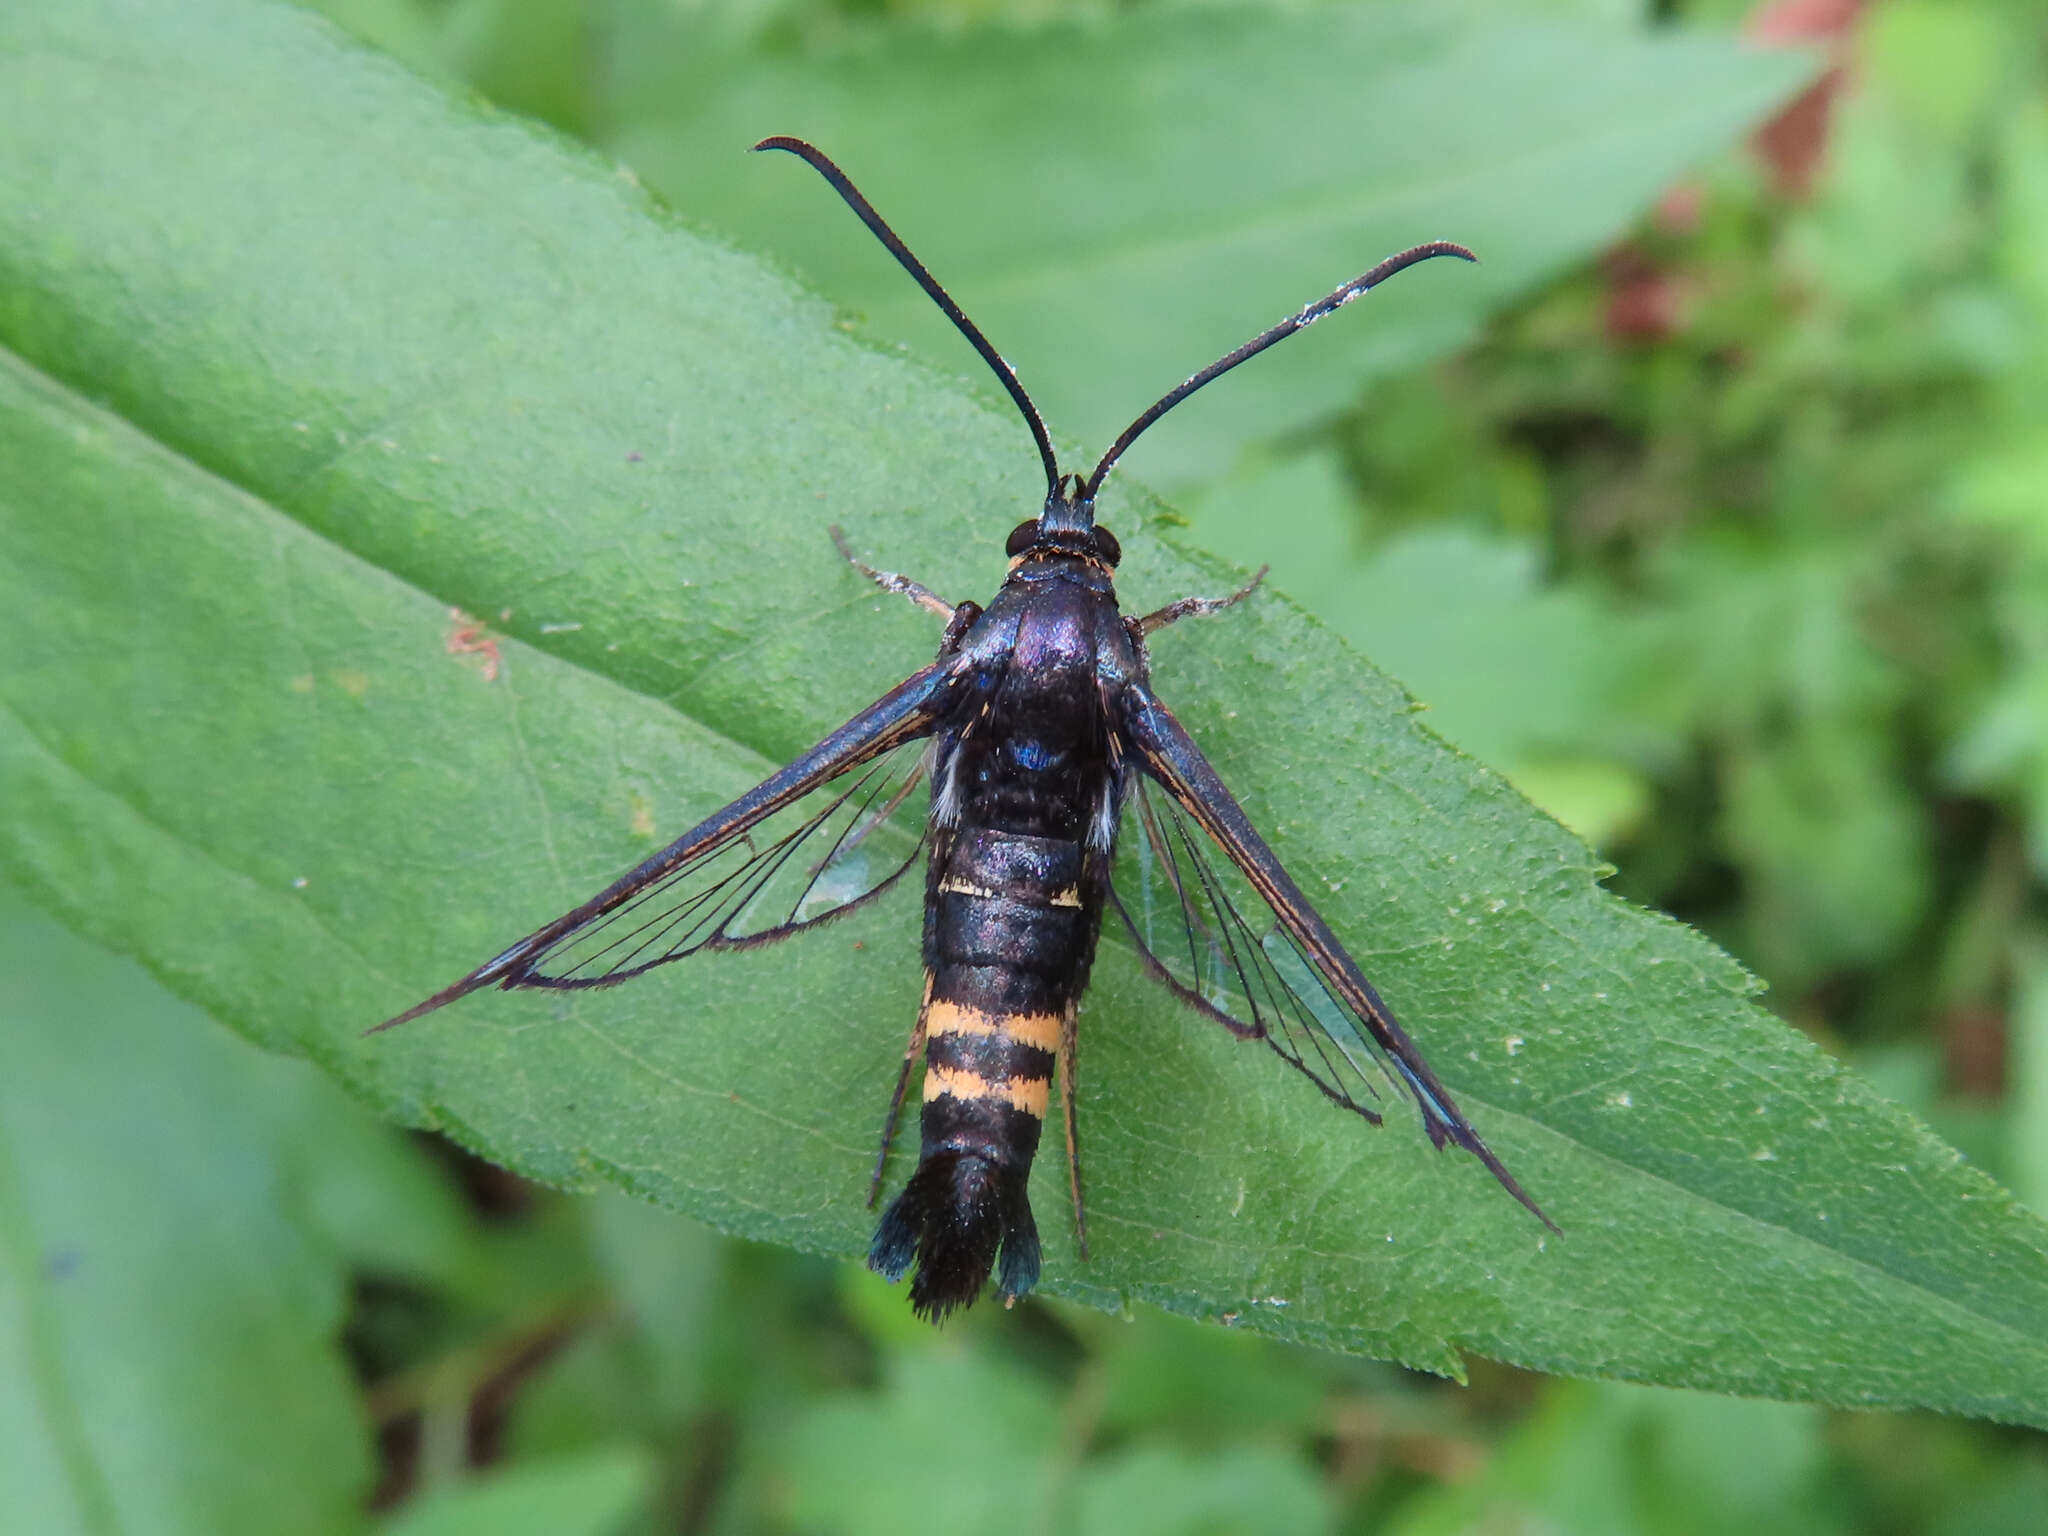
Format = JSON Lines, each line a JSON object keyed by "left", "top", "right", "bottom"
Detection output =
{"left": 755, "top": 136, "right": 1063, "bottom": 502}
{"left": 1078, "top": 241, "right": 1476, "bottom": 500}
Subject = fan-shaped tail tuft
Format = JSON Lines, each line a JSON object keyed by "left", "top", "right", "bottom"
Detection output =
{"left": 869, "top": 1152, "right": 1040, "bottom": 1321}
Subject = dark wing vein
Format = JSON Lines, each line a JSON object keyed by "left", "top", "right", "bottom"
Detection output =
{"left": 373, "top": 659, "right": 956, "bottom": 1034}
{"left": 1115, "top": 782, "right": 1387, "bottom": 1125}
{"left": 529, "top": 743, "right": 927, "bottom": 986}
{"left": 1114, "top": 682, "right": 1553, "bottom": 1228}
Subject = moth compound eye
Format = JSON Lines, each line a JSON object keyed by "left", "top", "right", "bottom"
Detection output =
{"left": 1005, "top": 520, "right": 1038, "bottom": 557}
{"left": 1090, "top": 526, "right": 1122, "bottom": 566}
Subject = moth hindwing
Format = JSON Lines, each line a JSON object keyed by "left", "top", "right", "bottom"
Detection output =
{"left": 376, "top": 138, "right": 1548, "bottom": 1324}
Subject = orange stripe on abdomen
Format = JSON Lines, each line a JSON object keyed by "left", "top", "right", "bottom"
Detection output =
{"left": 922, "top": 1062, "right": 1050, "bottom": 1117}
{"left": 925, "top": 998, "right": 1060, "bottom": 1053}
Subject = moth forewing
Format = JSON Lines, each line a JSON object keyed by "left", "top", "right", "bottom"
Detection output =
{"left": 371, "top": 658, "right": 957, "bottom": 1032}
{"left": 1117, "top": 683, "right": 1554, "bottom": 1229}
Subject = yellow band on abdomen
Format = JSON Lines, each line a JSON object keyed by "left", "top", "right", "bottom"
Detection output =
{"left": 924, "top": 999, "right": 1061, "bottom": 1054}
{"left": 923, "top": 1062, "right": 1050, "bottom": 1117}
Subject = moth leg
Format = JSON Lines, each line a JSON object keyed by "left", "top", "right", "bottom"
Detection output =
{"left": 1059, "top": 1001, "right": 1089, "bottom": 1258}
{"left": 869, "top": 972, "right": 934, "bottom": 1205}
{"left": 1133, "top": 565, "right": 1268, "bottom": 637}
{"left": 832, "top": 525, "right": 955, "bottom": 620}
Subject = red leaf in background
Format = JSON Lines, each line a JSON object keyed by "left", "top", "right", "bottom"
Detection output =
{"left": 1745, "top": 0, "right": 1868, "bottom": 197}
{"left": 1603, "top": 246, "right": 1687, "bottom": 341}
{"left": 1601, "top": 1, "right": 1867, "bottom": 341}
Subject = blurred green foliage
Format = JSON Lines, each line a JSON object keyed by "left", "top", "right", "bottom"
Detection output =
{"left": 5, "top": 0, "right": 2048, "bottom": 1531}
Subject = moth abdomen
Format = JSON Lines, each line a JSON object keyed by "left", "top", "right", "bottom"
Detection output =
{"left": 869, "top": 1144, "right": 1041, "bottom": 1321}
{"left": 872, "top": 997, "right": 1054, "bottom": 1319}
{"left": 868, "top": 815, "right": 1107, "bottom": 1316}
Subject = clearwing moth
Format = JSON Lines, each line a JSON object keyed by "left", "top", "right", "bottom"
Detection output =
{"left": 376, "top": 138, "right": 1553, "bottom": 1321}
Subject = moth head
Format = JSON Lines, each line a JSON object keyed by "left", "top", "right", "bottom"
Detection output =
{"left": 1005, "top": 518, "right": 1121, "bottom": 568}
{"left": 1008, "top": 477, "right": 1120, "bottom": 568}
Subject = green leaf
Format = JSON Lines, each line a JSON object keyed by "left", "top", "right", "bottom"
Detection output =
{"left": 380, "top": 1448, "right": 656, "bottom": 1536}
{"left": 1720, "top": 719, "right": 1931, "bottom": 985}
{"left": 787, "top": 1348, "right": 1061, "bottom": 1536}
{"left": 2010, "top": 935, "right": 2048, "bottom": 1219}
{"left": 1385, "top": 1379, "right": 1838, "bottom": 1536}
{"left": 601, "top": 5, "right": 1814, "bottom": 483}
{"left": 0, "top": 887, "right": 374, "bottom": 1536}
{"left": 1182, "top": 455, "right": 1657, "bottom": 844}
{"left": 789, "top": 1327, "right": 1328, "bottom": 1536}
{"left": 1074, "top": 1444, "right": 1328, "bottom": 1536}
{"left": 4, "top": 0, "right": 2048, "bottom": 1425}
{"left": 1084, "top": 1307, "right": 1328, "bottom": 1444}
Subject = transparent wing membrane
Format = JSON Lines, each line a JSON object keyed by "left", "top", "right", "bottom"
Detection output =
{"left": 1111, "top": 779, "right": 1395, "bottom": 1124}
{"left": 1108, "top": 699, "right": 1554, "bottom": 1230}
{"left": 520, "top": 740, "right": 930, "bottom": 987}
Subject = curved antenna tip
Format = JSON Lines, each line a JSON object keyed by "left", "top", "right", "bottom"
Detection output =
{"left": 1079, "top": 237, "right": 1478, "bottom": 498}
